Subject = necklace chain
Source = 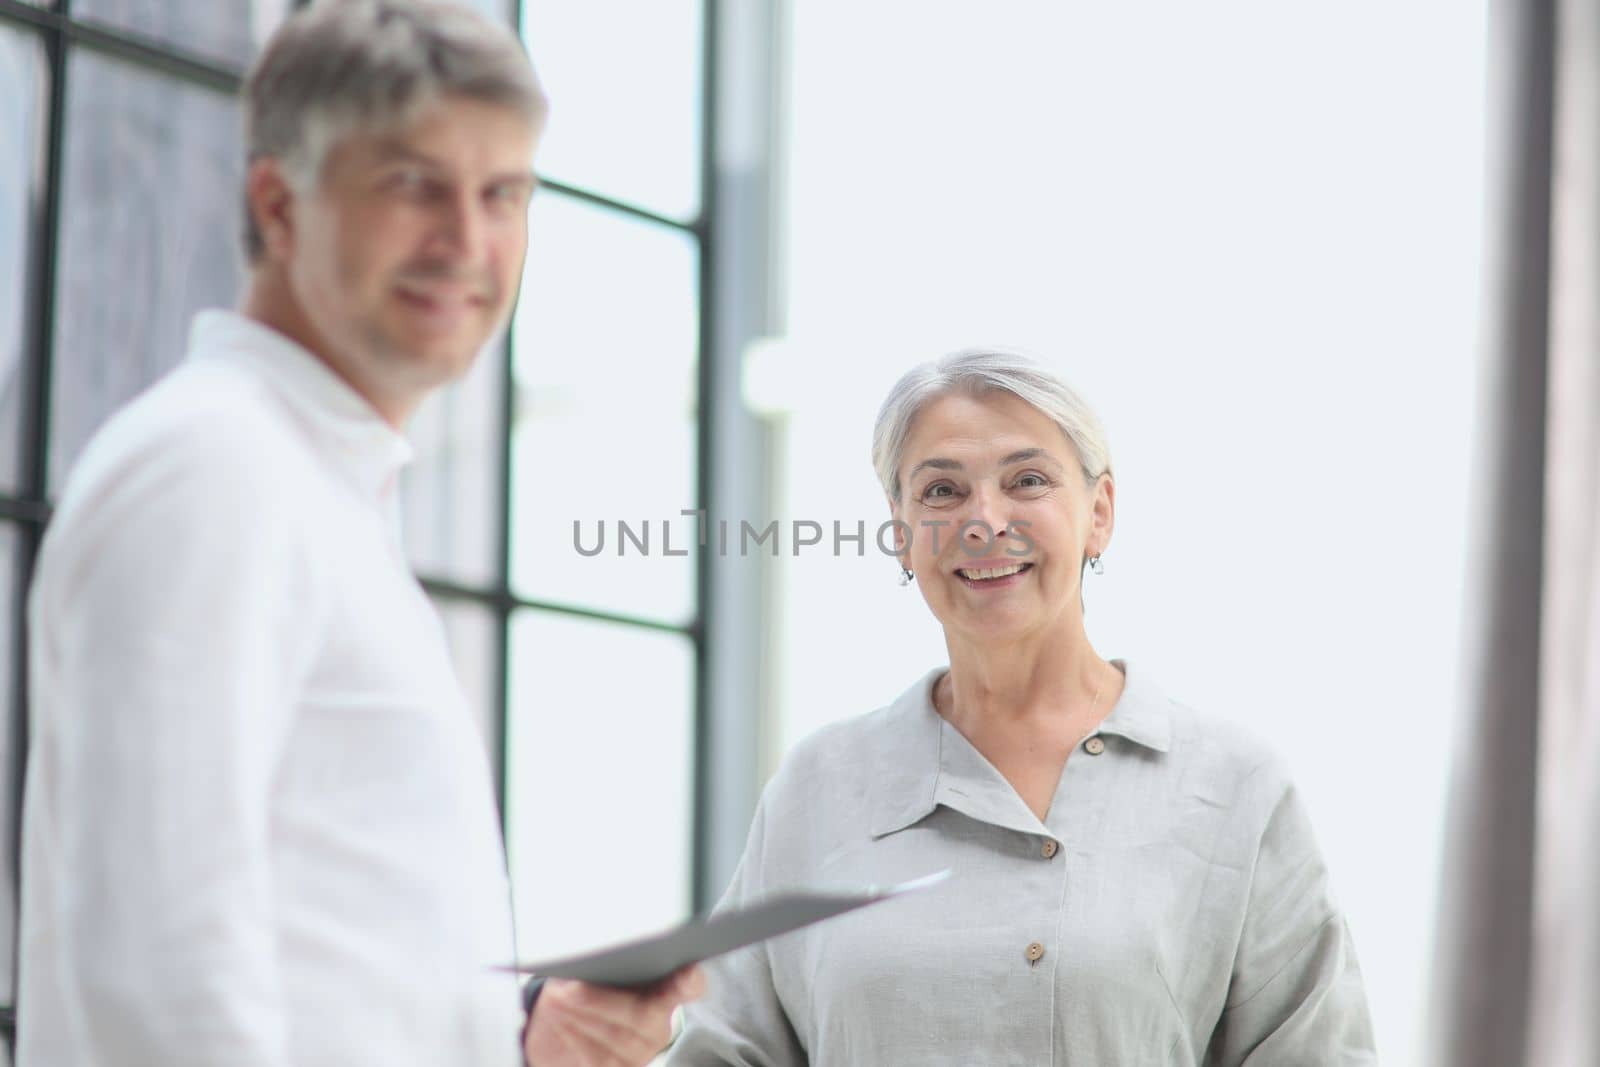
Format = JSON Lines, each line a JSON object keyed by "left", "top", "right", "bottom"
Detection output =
{"left": 1085, "top": 668, "right": 1107, "bottom": 724}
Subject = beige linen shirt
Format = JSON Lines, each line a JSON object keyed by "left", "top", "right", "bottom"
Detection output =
{"left": 668, "top": 661, "right": 1376, "bottom": 1066}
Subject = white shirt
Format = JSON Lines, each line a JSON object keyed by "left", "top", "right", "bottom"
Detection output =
{"left": 18, "top": 311, "right": 522, "bottom": 1067}
{"left": 668, "top": 662, "right": 1375, "bottom": 1066}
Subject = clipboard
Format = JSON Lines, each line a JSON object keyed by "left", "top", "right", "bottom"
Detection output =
{"left": 498, "top": 870, "right": 950, "bottom": 988}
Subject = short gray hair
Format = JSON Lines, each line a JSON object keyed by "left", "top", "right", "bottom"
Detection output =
{"left": 241, "top": 0, "right": 547, "bottom": 261}
{"left": 871, "top": 348, "right": 1113, "bottom": 501}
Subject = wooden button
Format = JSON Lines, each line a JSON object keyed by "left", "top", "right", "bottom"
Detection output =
{"left": 1084, "top": 736, "right": 1106, "bottom": 756}
{"left": 1041, "top": 839, "right": 1059, "bottom": 859}
{"left": 1025, "top": 941, "right": 1046, "bottom": 963}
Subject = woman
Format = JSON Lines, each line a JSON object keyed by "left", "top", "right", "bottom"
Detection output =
{"left": 667, "top": 349, "right": 1376, "bottom": 1065}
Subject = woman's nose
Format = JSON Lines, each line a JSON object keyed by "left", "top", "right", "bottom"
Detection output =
{"left": 961, "top": 482, "right": 1010, "bottom": 546}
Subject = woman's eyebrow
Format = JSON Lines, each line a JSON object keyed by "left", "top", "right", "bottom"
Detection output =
{"left": 910, "top": 449, "right": 1065, "bottom": 480}
{"left": 999, "top": 448, "right": 1064, "bottom": 469}
{"left": 908, "top": 457, "right": 963, "bottom": 479}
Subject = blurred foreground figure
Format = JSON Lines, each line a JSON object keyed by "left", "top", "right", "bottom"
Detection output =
{"left": 17, "top": 3, "right": 700, "bottom": 1064}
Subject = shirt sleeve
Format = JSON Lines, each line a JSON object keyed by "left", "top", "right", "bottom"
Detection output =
{"left": 663, "top": 794, "right": 808, "bottom": 1067}
{"left": 28, "top": 427, "right": 321, "bottom": 1067}
{"left": 1201, "top": 772, "right": 1378, "bottom": 1066}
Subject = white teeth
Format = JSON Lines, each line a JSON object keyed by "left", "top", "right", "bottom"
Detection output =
{"left": 959, "top": 564, "right": 1026, "bottom": 581}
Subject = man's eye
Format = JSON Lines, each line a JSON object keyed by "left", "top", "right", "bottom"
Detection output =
{"left": 485, "top": 183, "right": 530, "bottom": 210}
{"left": 387, "top": 170, "right": 434, "bottom": 195}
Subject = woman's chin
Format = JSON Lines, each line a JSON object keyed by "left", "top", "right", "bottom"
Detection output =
{"left": 942, "top": 605, "right": 1045, "bottom": 646}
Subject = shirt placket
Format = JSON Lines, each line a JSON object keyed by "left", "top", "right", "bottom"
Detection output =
{"left": 932, "top": 723, "right": 1072, "bottom": 1066}
{"left": 932, "top": 801, "right": 1067, "bottom": 1066}
{"left": 1045, "top": 731, "right": 1116, "bottom": 1065}
{"left": 1029, "top": 823, "right": 1070, "bottom": 1066}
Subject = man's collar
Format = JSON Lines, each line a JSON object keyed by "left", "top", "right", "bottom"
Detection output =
{"left": 187, "top": 310, "right": 413, "bottom": 503}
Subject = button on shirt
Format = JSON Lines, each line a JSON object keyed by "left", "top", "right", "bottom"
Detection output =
{"left": 667, "top": 662, "right": 1376, "bottom": 1066}
{"left": 19, "top": 311, "right": 522, "bottom": 1067}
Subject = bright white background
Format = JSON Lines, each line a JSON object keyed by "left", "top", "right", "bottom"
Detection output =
{"left": 762, "top": 3, "right": 1487, "bottom": 1063}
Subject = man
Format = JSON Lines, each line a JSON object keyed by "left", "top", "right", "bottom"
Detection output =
{"left": 16, "top": 3, "right": 701, "bottom": 1064}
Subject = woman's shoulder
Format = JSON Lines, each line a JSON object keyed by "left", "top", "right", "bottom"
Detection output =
{"left": 761, "top": 669, "right": 943, "bottom": 805}
{"left": 1145, "top": 675, "right": 1303, "bottom": 812}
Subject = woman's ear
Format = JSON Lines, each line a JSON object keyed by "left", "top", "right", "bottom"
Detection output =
{"left": 1089, "top": 474, "right": 1115, "bottom": 556}
{"left": 887, "top": 495, "right": 910, "bottom": 569}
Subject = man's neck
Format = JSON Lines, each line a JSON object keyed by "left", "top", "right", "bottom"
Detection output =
{"left": 240, "top": 269, "right": 416, "bottom": 429}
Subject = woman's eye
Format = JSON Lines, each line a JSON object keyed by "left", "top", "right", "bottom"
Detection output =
{"left": 1014, "top": 472, "right": 1048, "bottom": 489}
{"left": 923, "top": 483, "right": 956, "bottom": 501}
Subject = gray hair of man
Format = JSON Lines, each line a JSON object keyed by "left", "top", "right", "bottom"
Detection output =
{"left": 240, "top": 0, "right": 548, "bottom": 263}
{"left": 871, "top": 348, "right": 1114, "bottom": 503}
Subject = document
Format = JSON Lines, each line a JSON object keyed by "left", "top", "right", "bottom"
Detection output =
{"left": 500, "top": 870, "right": 950, "bottom": 988}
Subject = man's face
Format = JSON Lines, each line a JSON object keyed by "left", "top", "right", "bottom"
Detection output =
{"left": 284, "top": 95, "right": 539, "bottom": 420}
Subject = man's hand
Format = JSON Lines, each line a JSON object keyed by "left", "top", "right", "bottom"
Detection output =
{"left": 523, "top": 966, "right": 707, "bottom": 1067}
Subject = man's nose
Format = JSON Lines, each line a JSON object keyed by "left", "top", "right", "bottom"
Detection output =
{"left": 431, "top": 190, "right": 487, "bottom": 262}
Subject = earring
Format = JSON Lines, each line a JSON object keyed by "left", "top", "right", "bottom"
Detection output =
{"left": 898, "top": 567, "right": 915, "bottom": 586}
{"left": 1088, "top": 554, "right": 1104, "bottom": 576}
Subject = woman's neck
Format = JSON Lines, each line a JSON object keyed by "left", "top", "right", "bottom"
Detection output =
{"left": 936, "top": 622, "right": 1116, "bottom": 735}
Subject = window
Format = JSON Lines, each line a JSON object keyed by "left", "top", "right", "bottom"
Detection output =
{"left": 501, "top": 0, "right": 709, "bottom": 960}
{"left": 0, "top": 8, "right": 276, "bottom": 1056}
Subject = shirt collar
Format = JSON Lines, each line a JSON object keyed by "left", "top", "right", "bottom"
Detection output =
{"left": 867, "top": 668, "right": 947, "bottom": 839}
{"left": 868, "top": 658, "right": 1172, "bottom": 839}
{"left": 1094, "top": 660, "right": 1173, "bottom": 754}
{"left": 186, "top": 310, "right": 414, "bottom": 503}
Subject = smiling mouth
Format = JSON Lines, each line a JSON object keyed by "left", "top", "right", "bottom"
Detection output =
{"left": 955, "top": 562, "right": 1034, "bottom": 582}
{"left": 396, "top": 285, "right": 489, "bottom": 308}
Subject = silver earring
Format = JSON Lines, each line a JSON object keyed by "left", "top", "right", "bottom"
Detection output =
{"left": 898, "top": 567, "right": 915, "bottom": 586}
{"left": 1088, "top": 554, "right": 1104, "bottom": 576}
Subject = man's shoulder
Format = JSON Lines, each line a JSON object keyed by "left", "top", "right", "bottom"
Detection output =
{"left": 57, "top": 359, "right": 313, "bottom": 516}
{"left": 41, "top": 359, "right": 325, "bottom": 585}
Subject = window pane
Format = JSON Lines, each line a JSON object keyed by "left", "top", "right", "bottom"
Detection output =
{"left": 0, "top": 28, "right": 47, "bottom": 493}
{"left": 429, "top": 595, "right": 503, "bottom": 775}
{"left": 70, "top": 0, "right": 288, "bottom": 69}
{"left": 510, "top": 193, "right": 698, "bottom": 624}
{"left": 0, "top": 522, "right": 20, "bottom": 1008}
{"left": 522, "top": 0, "right": 703, "bottom": 221}
{"left": 67, "top": 0, "right": 511, "bottom": 68}
{"left": 50, "top": 53, "right": 243, "bottom": 490}
{"left": 402, "top": 339, "right": 503, "bottom": 587}
{"left": 452, "top": 0, "right": 515, "bottom": 21}
{"left": 505, "top": 612, "right": 694, "bottom": 961}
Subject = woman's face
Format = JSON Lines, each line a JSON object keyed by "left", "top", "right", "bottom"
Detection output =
{"left": 891, "top": 390, "right": 1114, "bottom": 646}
